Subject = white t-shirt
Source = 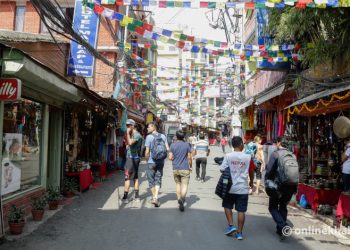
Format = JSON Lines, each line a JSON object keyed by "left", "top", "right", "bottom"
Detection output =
{"left": 343, "top": 147, "right": 350, "bottom": 174}
{"left": 220, "top": 152, "right": 253, "bottom": 194}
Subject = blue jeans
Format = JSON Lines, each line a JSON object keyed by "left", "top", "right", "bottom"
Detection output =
{"left": 146, "top": 162, "right": 164, "bottom": 188}
{"left": 268, "top": 185, "right": 297, "bottom": 233}
{"left": 344, "top": 173, "right": 350, "bottom": 192}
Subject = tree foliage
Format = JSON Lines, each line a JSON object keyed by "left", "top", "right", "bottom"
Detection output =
{"left": 267, "top": 8, "right": 350, "bottom": 69}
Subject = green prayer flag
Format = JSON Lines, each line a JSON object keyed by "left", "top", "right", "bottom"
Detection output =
{"left": 127, "top": 23, "right": 137, "bottom": 31}
{"left": 86, "top": 2, "right": 95, "bottom": 9}
{"left": 180, "top": 34, "right": 187, "bottom": 41}
{"left": 214, "top": 41, "right": 221, "bottom": 47}
{"left": 168, "top": 39, "right": 177, "bottom": 45}
{"left": 133, "top": 19, "right": 143, "bottom": 27}
{"left": 208, "top": 2, "right": 216, "bottom": 8}
{"left": 167, "top": 1, "right": 175, "bottom": 7}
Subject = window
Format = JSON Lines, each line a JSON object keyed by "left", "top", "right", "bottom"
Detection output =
{"left": 209, "top": 98, "right": 215, "bottom": 106}
{"left": 15, "top": 6, "right": 26, "bottom": 32}
{"left": 41, "top": 7, "right": 74, "bottom": 33}
{"left": 2, "top": 99, "right": 43, "bottom": 199}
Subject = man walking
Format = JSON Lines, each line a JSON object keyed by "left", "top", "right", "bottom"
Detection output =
{"left": 265, "top": 137, "right": 298, "bottom": 240}
{"left": 169, "top": 130, "right": 192, "bottom": 212}
{"left": 193, "top": 133, "right": 210, "bottom": 182}
{"left": 145, "top": 122, "right": 169, "bottom": 207}
{"left": 221, "top": 136, "right": 227, "bottom": 153}
{"left": 122, "top": 119, "right": 143, "bottom": 203}
{"left": 188, "top": 133, "right": 197, "bottom": 149}
{"left": 220, "top": 136, "right": 255, "bottom": 240}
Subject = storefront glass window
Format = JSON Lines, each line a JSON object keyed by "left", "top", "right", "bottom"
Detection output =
{"left": 1, "top": 99, "right": 42, "bottom": 199}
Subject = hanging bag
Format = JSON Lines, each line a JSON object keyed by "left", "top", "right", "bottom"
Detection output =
{"left": 215, "top": 167, "right": 232, "bottom": 199}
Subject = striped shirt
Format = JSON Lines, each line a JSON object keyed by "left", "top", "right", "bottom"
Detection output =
{"left": 194, "top": 140, "right": 209, "bottom": 159}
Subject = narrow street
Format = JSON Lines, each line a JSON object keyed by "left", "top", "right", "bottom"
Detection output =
{"left": 1, "top": 146, "right": 347, "bottom": 250}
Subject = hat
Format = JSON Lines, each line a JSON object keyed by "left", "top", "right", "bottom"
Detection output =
{"left": 333, "top": 116, "right": 350, "bottom": 139}
{"left": 126, "top": 119, "right": 135, "bottom": 126}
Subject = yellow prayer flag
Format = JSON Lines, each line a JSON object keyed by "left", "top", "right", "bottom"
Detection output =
{"left": 125, "top": 43, "right": 131, "bottom": 49}
{"left": 283, "top": 57, "right": 289, "bottom": 62}
{"left": 159, "top": 36, "right": 168, "bottom": 43}
{"left": 277, "top": 52, "right": 284, "bottom": 57}
{"left": 271, "top": 45, "right": 279, "bottom": 51}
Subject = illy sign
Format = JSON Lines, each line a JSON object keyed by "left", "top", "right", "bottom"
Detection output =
{"left": 0, "top": 79, "right": 21, "bottom": 101}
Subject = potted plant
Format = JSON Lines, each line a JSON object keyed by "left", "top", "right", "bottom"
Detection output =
{"left": 31, "top": 197, "right": 47, "bottom": 221}
{"left": 63, "top": 177, "right": 78, "bottom": 198}
{"left": 8, "top": 205, "right": 25, "bottom": 235}
{"left": 46, "top": 186, "right": 61, "bottom": 210}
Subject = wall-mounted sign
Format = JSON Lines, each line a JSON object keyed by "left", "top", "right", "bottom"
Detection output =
{"left": 0, "top": 78, "right": 21, "bottom": 101}
{"left": 67, "top": 0, "right": 99, "bottom": 77}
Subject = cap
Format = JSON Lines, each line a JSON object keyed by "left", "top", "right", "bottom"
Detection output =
{"left": 126, "top": 119, "right": 135, "bottom": 126}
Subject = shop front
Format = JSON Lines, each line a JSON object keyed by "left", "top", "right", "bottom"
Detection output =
{"left": 0, "top": 48, "right": 84, "bottom": 232}
{"left": 287, "top": 84, "right": 350, "bottom": 217}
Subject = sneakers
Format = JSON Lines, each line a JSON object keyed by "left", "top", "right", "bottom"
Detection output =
{"left": 195, "top": 177, "right": 201, "bottom": 181}
{"left": 201, "top": 179, "right": 205, "bottom": 183}
{"left": 122, "top": 198, "right": 128, "bottom": 204}
{"left": 178, "top": 199, "right": 185, "bottom": 212}
{"left": 151, "top": 198, "right": 160, "bottom": 207}
{"left": 225, "top": 225, "right": 236, "bottom": 235}
{"left": 236, "top": 233, "right": 243, "bottom": 240}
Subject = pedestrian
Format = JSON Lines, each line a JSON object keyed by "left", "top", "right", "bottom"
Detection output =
{"left": 169, "top": 130, "right": 192, "bottom": 212}
{"left": 145, "top": 122, "right": 169, "bottom": 207}
{"left": 341, "top": 141, "right": 350, "bottom": 192}
{"left": 219, "top": 136, "right": 255, "bottom": 240}
{"left": 254, "top": 136, "right": 265, "bottom": 195}
{"left": 221, "top": 136, "right": 227, "bottom": 154}
{"left": 188, "top": 133, "right": 197, "bottom": 149}
{"left": 193, "top": 133, "right": 210, "bottom": 182}
{"left": 217, "top": 135, "right": 221, "bottom": 147}
{"left": 122, "top": 120, "right": 143, "bottom": 203}
{"left": 265, "top": 136, "right": 299, "bottom": 240}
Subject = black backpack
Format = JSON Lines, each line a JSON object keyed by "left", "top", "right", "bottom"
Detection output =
{"left": 277, "top": 149, "right": 299, "bottom": 185}
{"left": 215, "top": 167, "right": 232, "bottom": 199}
{"left": 151, "top": 133, "right": 167, "bottom": 161}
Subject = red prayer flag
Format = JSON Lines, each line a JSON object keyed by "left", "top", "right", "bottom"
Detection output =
{"left": 260, "top": 51, "right": 268, "bottom": 57}
{"left": 297, "top": 0, "right": 313, "bottom": 4}
{"left": 144, "top": 43, "right": 151, "bottom": 48}
{"left": 187, "top": 36, "right": 195, "bottom": 42}
{"left": 200, "top": 2, "right": 209, "bottom": 8}
{"left": 135, "top": 26, "right": 145, "bottom": 36}
{"left": 268, "top": 57, "right": 273, "bottom": 62}
{"left": 295, "top": 3, "right": 306, "bottom": 8}
{"left": 245, "top": 2, "right": 255, "bottom": 9}
{"left": 212, "top": 50, "right": 218, "bottom": 55}
{"left": 221, "top": 42, "right": 228, "bottom": 48}
{"left": 116, "top": 0, "right": 124, "bottom": 6}
{"left": 240, "top": 55, "right": 246, "bottom": 60}
{"left": 177, "top": 41, "right": 185, "bottom": 49}
{"left": 259, "top": 45, "right": 266, "bottom": 51}
{"left": 94, "top": 4, "right": 105, "bottom": 14}
{"left": 143, "top": 23, "right": 153, "bottom": 31}
{"left": 159, "top": 1, "right": 166, "bottom": 8}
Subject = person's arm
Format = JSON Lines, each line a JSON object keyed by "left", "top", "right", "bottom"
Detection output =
{"left": 188, "top": 152, "right": 192, "bottom": 169}
{"left": 164, "top": 135, "right": 170, "bottom": 151}
{"left": 265, "top": 152, "right": 279, "bottom": 180}
{"left": 169, "top": 152, "right": 174, "bottom": 161}
{"left": 219, "top": 155, "right": 229, "bottom": 172}
{"left": 249, "top": 159, "right": 255, "bottom": 188}
{"left": 342, "top": 148, "right": 350, "bottom": 162}
{"left": 145, "top": 135, "right": 151, "bottom": 161}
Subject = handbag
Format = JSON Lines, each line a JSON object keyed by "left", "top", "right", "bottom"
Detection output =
{"left": 215, "top": 167, "right": 232, "bottom": 199}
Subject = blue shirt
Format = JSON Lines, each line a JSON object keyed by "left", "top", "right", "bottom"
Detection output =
{"left": 145, "top": 132, "right": 167, "bottom": 164}
{"left": 170, "top": 141, "right": 192, "bottom": 170}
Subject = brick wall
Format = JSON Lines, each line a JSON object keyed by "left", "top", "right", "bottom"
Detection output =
{"left": 24, "top": 2, "right": 40, "bottom": 33}
{"left": 3, "top": 188, "right": 45, "bottom": 230}
{"left": 0, "top": 2, "right": 15, "bottom": 30}
{"left": 91, "top": 52, "right": 116, "bottom": 95}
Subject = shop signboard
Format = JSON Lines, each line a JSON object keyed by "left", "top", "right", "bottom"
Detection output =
{"left": 0, "top": 79, "right": 21, "bottom": 101}
{"left": 67, "top": 0, "right": 99, "bottom": 77}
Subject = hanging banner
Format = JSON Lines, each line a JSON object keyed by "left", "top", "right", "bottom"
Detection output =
{"left": 67, "top": 0, "right": 100, "bottom": 77}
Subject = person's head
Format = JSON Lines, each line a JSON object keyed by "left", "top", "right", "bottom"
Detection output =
{"left": 176, "top": 130, "right": 185, "bottom": 141}
{"left": 126, "top": 119, "right": 135, "bottom": 130}
{"left": 276, "top": 136, "right": 288, "bottom": 149}
{"left": 232, "top": 136, "right": 244, "bottom": 151}
{"left": 254, "top": 135, "right": 262, "bottom": 144}
{"left": 134, "top": 123, "right": 142, "bottom": 132}
{"left": 147, "top": 122, "right": 157, "bottom": 134}
{"left": 199, "top": 133, "right": 205, "bottom": 140}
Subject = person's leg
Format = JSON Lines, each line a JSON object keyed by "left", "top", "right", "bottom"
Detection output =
{"left": 344, "top": 174, "right": 350, "bottom": 192}
{"left": 278, "top": 186, "right": 296, "bottom": 223}
{"left": 237, "top": 212, "right": 245, "bottom": 234}
{"left": 180, "top": 170, "right": 190, "bottom": 200}
{"left": 195, "top": 158, "right": 201, "bottom": 179}
{"left": 133, "top": 159, "right": 140, "bottom": 199}
{"left": 153, "top": 163, "right": 164, "bottom": 206}
{"left": 174, "top": 171, "right": 181, "bottom": 200}
{"left": 268, "top": 190, "right": 286, "bottom": 234}
{"left": 255, "top": 163, "right": 262, "bottom": 195}
{"left": 201, "top": 158, "right": 207, "bottom": 181}
{"left": 222, "top": 194, "right": 236, "bottom": 234}
{"left": 224, "top": 208, "right": 234, "bottom": 225}
{"left": 235, "top": 194, "right": 248, "bottom": 236}
{"left": 122, "top": 159, "right": 133, "bottom": 201}
{"left": 146, "top": 163, "right": 156, "bottom": 198}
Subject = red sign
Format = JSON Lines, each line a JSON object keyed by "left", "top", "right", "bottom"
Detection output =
{"left": 0, "top": 79, "right": 21, "bottom": 101}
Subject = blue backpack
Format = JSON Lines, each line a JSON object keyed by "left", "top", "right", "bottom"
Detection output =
{"left": 245, "top": 142, "right": 259, "bottom": 165}
{"left": 151, "top": 134, "right": 167, "bottom": 161}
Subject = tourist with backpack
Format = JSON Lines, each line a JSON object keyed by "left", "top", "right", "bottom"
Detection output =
{"left": 265, "top": 136, "right": 299, "bottom": 240}
{"left": 169, "top": 130, "right": 192, "bottom": 212}
{"left": 145, "top": 122, "right": 169, "bottom": 207}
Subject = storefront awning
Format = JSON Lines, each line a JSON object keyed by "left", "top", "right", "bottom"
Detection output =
{"left": 2, "top": 49, "right": 84, "bottom": 104}
{"left": 255, "top": 83, "right": 285, "bottom": 105}
{"left": 237, "top": 97, "right": 254, "bottom": 111}
{"left": 128, "top": 110, "right": 145, "bottom": 124}
{"left": 286, "top": 84, "right": 350, "bottom": 109}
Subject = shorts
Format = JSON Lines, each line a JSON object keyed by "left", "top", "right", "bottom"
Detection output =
{"left": 173, "top": 170, "right": 191, "bottom": 185}
{"left": 146, "top": 162, "right": 164, "bottom": 188}
{"left": 125, "top": 158, "right": 140, "bottom": 180}
{"left": 255, "top": 162, "right": 262, "bottom": 180}
{"left": 222, "top": 193, "right": 249, "bottom": 212}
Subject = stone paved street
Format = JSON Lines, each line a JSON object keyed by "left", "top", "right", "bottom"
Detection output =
{"left": 1, "top": 146, "right": 348, "bottom": 250}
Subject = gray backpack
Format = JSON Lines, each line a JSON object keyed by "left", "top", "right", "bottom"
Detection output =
{"left": 277, "top": 149, "right": 299, "bottom": 185}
